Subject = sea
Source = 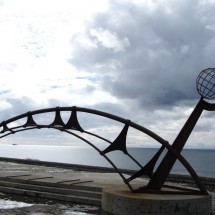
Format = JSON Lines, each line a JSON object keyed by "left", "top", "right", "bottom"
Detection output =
{"left": 0, "top": 145, "right": 214, "bottom": 177}
{"left": 0, "top": 145, "right": 214, "bottom": 214}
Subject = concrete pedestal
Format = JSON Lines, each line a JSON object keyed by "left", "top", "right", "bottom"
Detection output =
{"left": 102, "top": 188, "right": 212, "bottom": 215}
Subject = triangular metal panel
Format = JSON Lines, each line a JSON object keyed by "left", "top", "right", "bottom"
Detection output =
{"left": 102, "top": 122, "right": 130, "bottom": 155}
{"left": 64, "top": 110, "right": 84, "bottom": 132}
{"left": 126, "top": 145, "right": 165, "bottom": 181}
{"left": 1, "top": 123, "right": 11, "bottom": 133}
{"left": 23, "top": 114, "right": 37, "bottom": 127}
{"left": 49, "top": 109, "right": 65, "bottom": 127}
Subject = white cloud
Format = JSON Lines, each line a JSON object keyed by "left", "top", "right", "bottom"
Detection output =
{"left": 90, "top": 28, "right": 130, "bottom": 52}
{"left": 0, "top": 0, "right": 215, "bottom": 151}
{"left": 0, "top": 0, "right": 111, "bottom": 106}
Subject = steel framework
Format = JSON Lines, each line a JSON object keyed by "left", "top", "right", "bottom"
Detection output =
{"left": 0, "top": 68, "right": 215, "bottom": 195}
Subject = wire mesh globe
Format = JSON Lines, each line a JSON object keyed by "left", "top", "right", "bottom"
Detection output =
{"left": 196, "top": 68, "right": 215, "bottom": 100}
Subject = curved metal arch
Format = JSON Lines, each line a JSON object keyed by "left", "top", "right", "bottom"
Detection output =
{"left": 1, "top": 122, "right": 143, "bottom": 169}
{"left": 0, "top": 106, "right": 167, "bottom": 176}
{"left": 0, "top": 106, "right": 168, "bottom": 144}
{"left": 0, "top": 124, "right": 207, "bottom": 194}
{"left": 0, "top": 106, "right": 207, "bottom": 194}
{"left": 0, "top": 125, "right": 131, "bottom": 191}
{"left": 0, "top": 124, "right": 137, "bottom": 191}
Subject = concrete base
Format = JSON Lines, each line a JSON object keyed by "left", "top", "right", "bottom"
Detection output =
{"left": 102, "top": 188, "right": 212, "bottom": 215}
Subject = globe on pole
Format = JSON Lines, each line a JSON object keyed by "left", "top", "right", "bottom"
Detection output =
{"left": 196, "top": 68, "right": 215, "bottom": 100}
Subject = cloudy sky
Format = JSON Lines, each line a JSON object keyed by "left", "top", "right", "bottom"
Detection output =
{"left": 0, "top": 0, "right": 215, "bottom": 150}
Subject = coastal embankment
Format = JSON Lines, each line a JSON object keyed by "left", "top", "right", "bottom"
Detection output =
{"left": 0, "top": 157, "right": 214, "bottom": 214}
{"left": 0, "top": 156, "right": 215, "bottom": 191}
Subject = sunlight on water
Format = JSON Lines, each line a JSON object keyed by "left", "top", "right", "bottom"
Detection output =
{"left": 0, "top": 145, "right": 215, "bottom": 177}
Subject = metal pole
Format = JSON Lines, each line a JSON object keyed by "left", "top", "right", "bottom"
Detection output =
{"left": 147, "top": 97, "right": 205, "bottom": 190}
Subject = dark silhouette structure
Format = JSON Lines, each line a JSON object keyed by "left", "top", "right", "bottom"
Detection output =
{"left": 1, "top": 68, "right": 215, "bottom": 195}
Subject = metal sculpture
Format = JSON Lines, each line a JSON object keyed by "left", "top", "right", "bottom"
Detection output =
{"left": 144, "top": 68, "right": 215, "bottom": 193}
{"left": 0, "top": 68, "right": 215, "bottom": 195}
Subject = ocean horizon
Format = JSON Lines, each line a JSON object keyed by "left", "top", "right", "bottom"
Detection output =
{"left": 0, "top": 145, "right": 214, "bottom": 178}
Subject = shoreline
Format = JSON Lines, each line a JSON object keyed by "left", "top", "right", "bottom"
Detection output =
{"left": 0, "top": 156, "right": 215, "bottom": 191}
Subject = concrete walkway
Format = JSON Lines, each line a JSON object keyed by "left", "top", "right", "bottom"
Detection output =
{"left": 0, "top": 161, "right": 214, "bottom": 214}
{"left": 0, "top": 161, "right": 147, "bottom": 206}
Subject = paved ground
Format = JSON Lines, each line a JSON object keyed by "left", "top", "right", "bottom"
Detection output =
{"left": 0, "top": 161, "right": 145, "bottom": 214}
{"left": 0, "top": 161, "right": 108, "bottom": 214}
{"left": 0, "top": 160, "right": 147, "bottom": 192}
{"left": 0, "top": 161, "right": 214, "bottom": 214}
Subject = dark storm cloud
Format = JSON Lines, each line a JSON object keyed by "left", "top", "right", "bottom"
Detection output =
{"left": 69, "top": 0, "right": 215, "bottom": 108}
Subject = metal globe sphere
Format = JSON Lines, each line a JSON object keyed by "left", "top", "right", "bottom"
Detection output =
{"left": 196, "top": 68, "right": 215, "bottom": 99}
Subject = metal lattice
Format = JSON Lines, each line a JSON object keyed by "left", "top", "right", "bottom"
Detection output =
{"left": 196, "top": 68, "right": 215, "bottom": 100}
